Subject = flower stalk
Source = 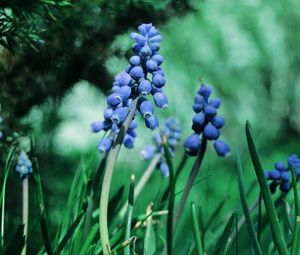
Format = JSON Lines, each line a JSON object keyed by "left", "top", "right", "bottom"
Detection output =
{"left": 21, "top": 176, "right": 29, "bottom": 255}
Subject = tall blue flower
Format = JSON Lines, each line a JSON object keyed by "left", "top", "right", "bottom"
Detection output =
{"left": 91, "top": 23, "right": 168, "bottom": 153}
{"left": 184, "top": 83, "right": 230, "bottom": 157}
{"left": 16, "top": 151, "right": 33, "bottom": 179}
{"left": 265, "top": 154, "right": 300, "bottom": 194}
{"left": 140, "top": 117, "right": 182, "bottom": 176}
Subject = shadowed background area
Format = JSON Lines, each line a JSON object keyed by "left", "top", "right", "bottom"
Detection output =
{"left": 1, "top": 0, "right": 300, "bottom": 254}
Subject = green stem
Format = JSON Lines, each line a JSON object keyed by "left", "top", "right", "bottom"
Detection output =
{"left": 290, "top": 166, "right": 300, "bottom": 219}
{"left": 21, "top": 176, "right": 29, "bottom": 255}
{"left": 257, "top": 192, "right": 262, "bottom": 244}
{"left": 291, "top": 217, "right": 300, "bottom": 255}
{"left": 191, "top": 203, "right": 204, "bottom": 255}
{"left": 99, "top": 97, "right": 138, "bottom": 255}
{"left": 174, "top": 138, "right": 207, "bottom": 229}
{"left": 174, "top": 154, "right": 188, "bottom": 182}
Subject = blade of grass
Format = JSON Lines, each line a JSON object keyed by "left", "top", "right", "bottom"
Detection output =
{"left": 79, "top": 223, "right": 99, "bottom": 255}
{"left": 257, "top": 193, "right": 262, "bottom": 244}
{"left": 190, "top": 203, "right": 204, "bottom": 255}
{"left": 54, "top": 210, "right": 86, "bottom": 254}
{"left": 290, "top": 166, "right": 300, "bottom": 220}
{"left": 236, "top": 149, "right": 262, "bottom": 255}
{"left": 144, "top": 204, "right": 155, "bottom": 255}
{"left": 32, "top": 157, "right": 54, "bottom": 255}
{"left": 245, "top": 121, "right": 288, "bottom": 255}
{"left": 0, "top": 146, "right": 16, "bottom": 246}
{"left": 124, "top": 175, "right": 135, "bottom": 255}
{"left": 2, "top": 224, "right": 25, "bottom": 255}
{"left": 162, "top": 137, "right": 175, "bottom": 255}
{"left": 291, "top": 217, "right": 300, "bottom": 255}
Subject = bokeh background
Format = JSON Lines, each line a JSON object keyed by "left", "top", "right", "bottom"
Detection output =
{"left": 1, "top": 0, "right": 300, "bottom": 253}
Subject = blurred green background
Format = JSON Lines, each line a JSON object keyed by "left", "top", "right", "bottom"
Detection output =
{"left": 1, "top": 0, "right": 300, "bottom": 254}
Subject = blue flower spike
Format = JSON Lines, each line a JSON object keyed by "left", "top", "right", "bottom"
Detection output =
{"left": 16, "top": 151, "right": 33, "bottom": 179}
{"left": 140, "top": 117, "right": 182, "bottom": 176}
{"left": 264, "top": 154, "right": 300, "bottom": 194}
{"left": 90, "top": 23, "right": 168, "bottom": 153}
{"left": 184, "top": 83, "right": 230, "bottom": 157}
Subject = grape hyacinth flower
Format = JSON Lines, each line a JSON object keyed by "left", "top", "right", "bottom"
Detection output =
{"left": 91, "top": 23, "right": 168, "bottom": 153}
{"left": 265, "top": 154, "right": 300, "bottom": 194}
{"left": 140, "top": 117, "right": 182, "bottom": 176}
{"left": 15, "top": 151, "right": 33, "bottom": 179}
{"left": 184, "top": 83, "right": 230, "bottom": 157}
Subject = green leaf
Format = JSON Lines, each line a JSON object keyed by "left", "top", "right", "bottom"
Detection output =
{"left": 290, "top": 166, "right": 300, "bottom": 219}
{"left": 236, "top": 149, "right": 262, "bottom": 255}
{"left": 54, "top": 210, "right": 86, "bottom": 254}
{"left": 2, "top": 225, "right": 25, "bottom": 255}
{"left": 245, "top": 121, "right": 288, "bottom": 255}
{"left": 190, "top": 202, "right": 204, "bottom": 255}
{"left": 144, "top": 205, "right": 156, "bottom": 255}
{"left": 291, "top": 217, "right": 300, "bottom": 255}
{"left": 79, "top": 223, "right": 99, "bottom": 255}
{"left": 32, "top": 157, "right": 54, "bottom": 255}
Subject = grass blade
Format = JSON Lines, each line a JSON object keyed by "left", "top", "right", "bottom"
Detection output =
{"left": 290, "top": 166, "right": 300, "bottom": 220}
{"left": 79, "top": 223, "right": 99, "bottom": 255}
{"left": 143, "top": 204, "right": 155, "bottom": 255}
{"left": 32, "top": 157, "right": 54, "bottom": 255}
{"left": 236, "top": 149, "right": 262, "bottom": 255}
{"left": 190, "top": 203, "right": 204, "bottom": 255}
{"left": 2, "top": 225, "right": 25, "bottom": 255}
{"left": 245, "top": 121, "right": 288, "bottom": 255}
{"left": 162, "top": 137, "right": 175, "bottom": 255}
{"left": 54, "top": 210, "right": 86, "bottom": 254}
{"left": 291, "top": 217, "right": 300, "bottom": 255}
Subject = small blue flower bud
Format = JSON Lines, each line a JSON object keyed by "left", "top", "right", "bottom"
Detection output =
{"left": 115, "top": 86, "right": 131, "bottom": 102}
{"left": 145, "top": 115, "right": 159, "bottom": 130}
{"left": 139, "top": 100, "right": 154, "bottom": 118}
{"left": 281, "top": 172, "right": 290, "bottom": 182}
{"left": 268, "top": 170, "right": 281, "bottom": 180}
{"left": 280, "top": 181, "right": 291, "bottom": 192}
{"left": 118, "top": 72, "right": 132, "bottom": 87}
{"left": 138, "top": 80, "right": 152, "bottom": 95}
{"left": 148, "top": 27, "right": 159, "bottom": 37}
{"left": 104, "top": 108, "right": 113, "bottom": 120}
{"left": 129, "top": 55, "right": 141, "bottom": 66}
{"left": 211, "top": 116, "right": 225, "bottom": 129}
{"left": 153, "top": 133, "right": 162, "bottom": 144}
{"left": 140, "top": 145, "right": 156, "bottom": 160}
{"left": 274, "top": 162, "right": 286, "bottom": 171}
{"left": 159, "top": 162, "right": 169, "bottom": 177}
{"left": 140, "top": 46, "right": 152, "bottom": 57}
{"left": 152, "top": 54, "right": 163, "bottom": 65}
{"left": 111, "top": 123, "right": 119, "bottom": 132}
{"left": 153, "top": 92, "right": 168, "bottom": 108}
{"left": 111, "top": 107, "right": 129, "bottom": 124}
{"left": 204, "top": 105, "right": 217, "bottom": 116}
{"left": 153, "top": 68, "right": 164, "bottom": 76}
{"left": 151, "top": 86, "right": 162, "bottom": 94}
{"left": 98, "top": 137, "right": 112, "bottom": 153}
{"left": 149, "top": 43, "right": 160, "bottom": 52}
{"left": 194, "top": 94, "right": 205, "bottom": 104}
{"left": 152, "top": 74, "right": 166, "bottom": 88}
{"left": 129, "top": 119, "right": 137, "bottom": 129}
{"left": 203, "top": 124, "right": 220, "bottom": 140}
{"left": 134, "top": 34, "right": 147, "bottom": 45}
{"left": 125, "top": 65, "right": 132, "bottom": 73}
{"left": 130, "top": 66, "right": 144, "bottom": 80}
{"left": 132, "top": 43, "right": 142, "bottom": 53}
{"left": 210, "top": 98, "right": 221, "bottom": 108}
{"left": 192, "top": 113, "right": 205, "bottom": 129}
{"left": 149, "top": 35, "right": 162, "bottom": 43}
{"left": 16, "top": 151, "right": 33, "bottom": 177}
{"left": 107, "top": 93, "right": 122, "bottom": 107}
{"left": 90, "top": 121, "right": 104, "bottom": 133}
{"left": 123, "top": 134, "right": 135, "bottom": 148}
{"left": 198, "top": 84, "right": 213, "bottom": 99}
{"left": 213, "top": 140, "right": 230, "bottom": 157}
{"left": 127, "top": 128, "right": 137, "bottom": 138}
{"left": 193, "top": 103, "right": 204, "bottom": 113}
{"left": 184, "top": 134, "right": 201, "bottom": 156}
{"left": 146, "top": 59, "right": 158, "bottom": 72}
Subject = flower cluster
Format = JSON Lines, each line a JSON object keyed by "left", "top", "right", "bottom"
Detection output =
{"left": 265, "top": 154, "right": 300, "bottom": 194}
{"left": 140, "top": 117, "right": 181, "bottom": 176}
{"left": 15, "top": 151, "right": 33, "bottom": 179}
{"left": 90, "top": 23, "right": 168, "bottom": 153}
{"left": 184, "top": 84, "right": 230, "bottom": 157}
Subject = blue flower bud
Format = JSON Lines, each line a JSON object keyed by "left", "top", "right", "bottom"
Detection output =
{"left": 153, "top": 92, "right": 168, "bottom": 108}
{"left": 123, "top": 134, "right": 135, "bottom": 148}
{"left": 111, "top": 107, "right": 129, "bottom": 124}
{"left": 153, "top": 133, "right": 162, "bottom": 144}
{"left": 115, "top": 86, "right": 131, "bottom": 102}
{"left": 159, "top": 162, "right": 169, "bottom": 177}
{"left": 129, "top": 119, "right": 137, "bottom": 129}
{"left": 145, "top": 115, "right": 159, "bottom": 130}
{"left": 203, "top": 124, "right": 220, "bottom": 140}
{"left": 184, "top": 134, "right": 201, "bottom": 156}
{"left": 138, "top": 24, "right": 147, "bottom": 35}
{"left": 16, "top": 151, "right": 33, "bottom": 177}
{"left": 153, "top": 68, "right": 164, "bottom": 77}
{"left": 90, "top": 121, "right": 104, "bottom": 133}
{"left": 152, "top": 54, "right": 163, "bottom": 65}
{"left": 210, "top": 98, "right": 221, "bottom": 108}
{"left": 138, "top": 80, "right": 152, "bottom": 95}
{"left": 134, "top": 34, "right": 147, "bottom": 45}
{"left": 204, "top": 105, "right": 217, "bottom": 116}
{"left": 140, "top": 46, "right": 152, "bottom": 57}
{"left": 127, "top": 128, "right": 137, "bottom": 138}
{"left": 98, "top": 137, "right": 112, "bottom": 153}
{"left": 152, "top": 74, "right": 166, "bottom": 88}
{"left": 149, "top": 35, "right": 162, "bottom": 43}
{"left": 211, "top": 116, "right": 225, "bottom": 129}
{"left": 280, "top": 181, "right": 291, "bottom": 192}
{"left": 139, "top": 100, "right": 154, "bottom": 118}
{"left": 132, "top": 43, "right": 142, "bottom": 53}
{"left": 268, "top": 170, "right": 281, "bottom": 180}
{"left": 192, "top": 113, "right": 205, "bottom": 132}
{"left": 281, "top": 172, "right": 290, "bottom": 182}
{"left": 104, "top": 108, "right": 113, "bottom": 120}
{"left": 146, "top": 59, "right": 158, "bottom": 72}
{"left": 107, "top": 93, "right": 122, "bottom": 107}
{"left": 151, "top": 86, "right": 162, "bottom": 94}
{"left": 130, "top": 66, "right": 144, "bottom": 80}
{"left": 149, "top": 43, "right": 160, "bottom": 52}
{"left": 118, "top": 72, "right": 132, "bottom": 87}
{"left": 194, "top": 94, "right": 205, "bottom": 104}
{"left": 140, "top": 145, "right": 157, "bottom": 160}
{"left": 129, "top": 55, "right": 141, "bottom": 66}
{"left": 148, "top": 27, "right": 159, "bottom": 37}
{"left": 274, "top": 162, "right": 286, "bottom": 171}
{"left": 198, "top": 84, "right": 212, "bottom": 99}
{"left": 213, "top": 140, "right": 230, "bottom": 157}
{"left": 193, "top": 103, "right": 204, "bottom": 113}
